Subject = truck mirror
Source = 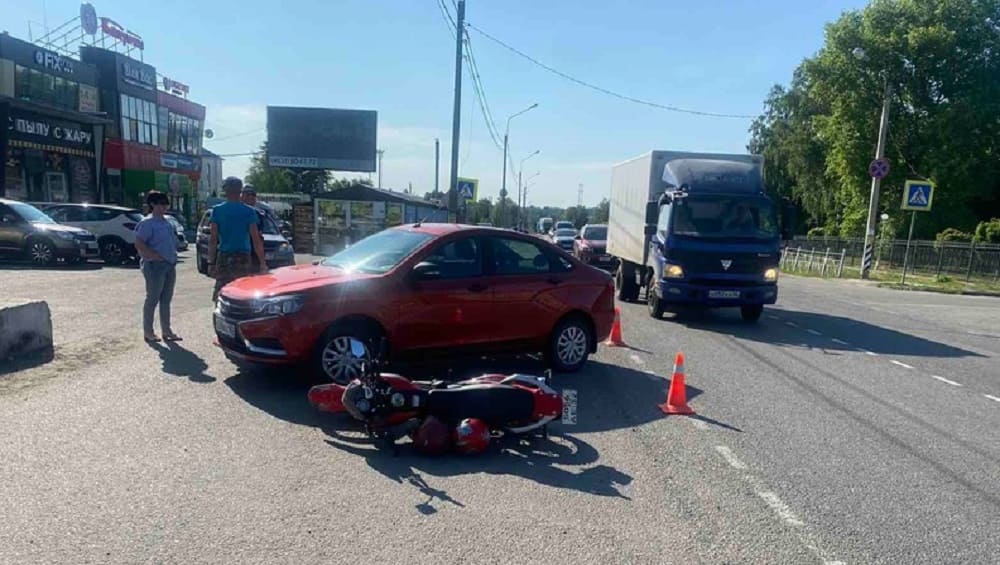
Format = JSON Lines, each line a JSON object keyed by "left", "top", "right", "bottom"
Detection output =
{"left": 645, "top": 201, "right": 659, "bottom": 226}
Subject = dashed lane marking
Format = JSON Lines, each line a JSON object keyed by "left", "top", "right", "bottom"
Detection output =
{"left": 807, "top": 329, "right": 822, "bottom": 336}
{"left": 984, "top": 394, "right": 1000, "bottom": 403}
{"left": 785, "top": 321, "right": 799, "bottom": 328}
{"left": 629, "top": 354, "right": 644, "bottom": 365}
{"left": 831, "top": 338, "right": 849, "bottom": 346}
{"left": 712, "top": 445, "right": 844, "bottom": 565}
{"left": 767, "top": 315, "right": 780, "bottom": 320}
{"left": 931, "top": 375, "right": 963, "bottom": 387}
{"left": 890, "top": 360, "right": 914, "bottom": 369}
{"left": 858, "top": 348, "right": 879, "bottom": 356}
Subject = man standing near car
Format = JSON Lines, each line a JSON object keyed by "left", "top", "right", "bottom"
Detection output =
{"left": 134, "top": 191, "right": 180, "bottom": 342}
{"left": 208, "top": 177, "right": 268, "bottom": 301}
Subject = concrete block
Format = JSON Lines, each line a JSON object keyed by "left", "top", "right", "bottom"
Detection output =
{"left": 0, "top": 300, "right": 54, "bottom": 364}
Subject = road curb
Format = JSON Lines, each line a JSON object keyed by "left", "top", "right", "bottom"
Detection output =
{"left": 0, "top": 301, "right": 54, "bottom": 367}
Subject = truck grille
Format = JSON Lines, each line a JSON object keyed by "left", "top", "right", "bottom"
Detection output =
{"left": 669, "top": 249, "right": 773, "bottom": 275}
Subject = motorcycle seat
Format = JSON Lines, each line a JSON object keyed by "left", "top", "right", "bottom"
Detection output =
{"left": 426, "top": 385, "right": 535, "bottom": 425}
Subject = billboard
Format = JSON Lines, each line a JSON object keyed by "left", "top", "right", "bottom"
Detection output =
{"left": 267, "top": 106, "right": 377, "bottom": 172}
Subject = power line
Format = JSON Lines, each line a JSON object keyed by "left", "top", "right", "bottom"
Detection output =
{"left": 210, "top": 127, "right": 265, "bottom": 142}
{"left": 466, "top": 23, "right": 757, "bottom": 120}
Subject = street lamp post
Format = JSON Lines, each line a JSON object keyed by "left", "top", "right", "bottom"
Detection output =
{"left": 854, "top": 47, "right": 892, "bottom": 279}
{"left": 521, "top": 171, "right": 541, "bottom": 227}
{"left": 500, "top": 103, "right": 538, "bottom": 227}
{"left": 517, "top": 150, "right": 539, "bottom": 230}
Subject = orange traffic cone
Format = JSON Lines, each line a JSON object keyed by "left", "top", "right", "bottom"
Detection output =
{"left": 603, "top": 307, "right": 627, "bottom": 347}
{"left": 659, "top": 352, "right": 695, "bottom": 415}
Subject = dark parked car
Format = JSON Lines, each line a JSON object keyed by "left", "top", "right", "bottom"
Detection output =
{"left": 0, "top": 199, "right": 99, "bottom": 265}
{"left": 212, "top": 223, "right": 616, "bottom": 383}
{"left": 195, "top": 207, "right": 295, "bottom": 274}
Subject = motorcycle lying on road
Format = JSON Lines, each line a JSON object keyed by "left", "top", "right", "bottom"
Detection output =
{"left": 307, "top": 339, "right": 578, "bottom": 455}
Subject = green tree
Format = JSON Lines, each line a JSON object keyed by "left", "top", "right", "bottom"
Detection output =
{"left": 245, "top": 142, "right": 333, "bottom": 194}
{"left": 563, "top": 206, "right": 589, "bottom": 229}
{"left": 749, "top": 0, "right": 1000, "bottom": 238}
{"left": 593, "top": 198, "right": 610, "bottom": 223}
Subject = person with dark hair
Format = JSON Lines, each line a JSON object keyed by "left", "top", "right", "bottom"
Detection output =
{"left": 134, "top": 190, "right": 180, "bottom": 342}
{"left": 208, "top": 176, "right": 267, "bottom": 301}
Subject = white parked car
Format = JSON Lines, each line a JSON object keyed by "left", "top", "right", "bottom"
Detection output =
{"left": 40, "top": 203, "right": 144, "bottom": 265}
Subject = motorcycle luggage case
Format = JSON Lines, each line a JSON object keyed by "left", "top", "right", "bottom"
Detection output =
{"left": 426, "top": 385, "right": 535, "bottom": 425}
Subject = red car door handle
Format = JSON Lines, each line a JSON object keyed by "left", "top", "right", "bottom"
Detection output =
{"left": 467, "top": 283, "right": 488, "bottom": 292}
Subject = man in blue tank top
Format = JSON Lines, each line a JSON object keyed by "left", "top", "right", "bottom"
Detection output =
{"left": 208, "top": 176, "right": 268, "bottom": 301}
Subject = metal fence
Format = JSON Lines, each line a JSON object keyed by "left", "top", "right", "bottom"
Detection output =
{"left": 790, "top": 237, "right": 1000, "bottom": 281}
{"left": 780, "top": 247, "right": 847, "bottom": 278}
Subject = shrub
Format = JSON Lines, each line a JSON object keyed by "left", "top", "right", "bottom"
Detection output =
{"left": 936, "top": 228, "right": 974, "bottom": 243}
{"left": 974, "top": 219, "right": 1000, "bottom": 243}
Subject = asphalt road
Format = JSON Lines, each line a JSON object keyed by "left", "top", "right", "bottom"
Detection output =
{"left": 1, "top": 256, "right": 998, "bottom": 564}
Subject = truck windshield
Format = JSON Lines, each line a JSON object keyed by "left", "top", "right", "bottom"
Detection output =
{"left": 671, "top": 196, "right": 778, "bottom": 240}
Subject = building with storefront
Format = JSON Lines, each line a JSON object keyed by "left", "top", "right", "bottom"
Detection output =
{"left": 79, "top": 46, "right": 205, "bottom": 226}
{"left": 0, "top": 33, "right": 107, "bottom": 203}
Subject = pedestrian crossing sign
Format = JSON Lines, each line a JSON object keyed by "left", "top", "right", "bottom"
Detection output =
{"left": 901, "top": 180, "right": 934, "bottom": 212}
{"left": 456, "top": 177, "right": 478, "bottom": 202}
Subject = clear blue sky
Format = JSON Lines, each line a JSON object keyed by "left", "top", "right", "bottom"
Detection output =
{"left": 4, "top": 0, "right": 867, "bottom": 207}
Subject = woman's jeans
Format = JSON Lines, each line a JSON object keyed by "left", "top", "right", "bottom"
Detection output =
{"left": 142, "top": 261, "right": 177, "bottom": 335}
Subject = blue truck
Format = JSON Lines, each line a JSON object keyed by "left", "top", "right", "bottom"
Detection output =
{"left": 606, "top": 151, "right": 790, "bottom": 322}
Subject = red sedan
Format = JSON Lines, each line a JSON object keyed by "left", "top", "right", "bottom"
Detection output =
{"left": 214, "top": 223, "right": 615, "bottom": 383}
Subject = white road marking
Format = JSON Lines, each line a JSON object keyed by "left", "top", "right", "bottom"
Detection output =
{"left": 931, "top": 375, "right": 962, "bottom": 387}
{"left": 831, "top": 338, "right": 849, "bottom": 346}
{"left": 785, "top": 321, "right": 799, "bottom": 328}
{"left": 757, "top": 490, "right": 806, "bottom": 527}
{"left": 858, "top": 348, "right": 879, "bottom": 356}
{"left": 689, "top": 418, "right": 709, "bottom": 431}
{"left": 807, "top": 329, "right": 822, "bottom": 336}
{"left": 890, "top": 360, "right": 914, "bottom": 369}
{"left": 713, "top": 445, "right": 843, "bottom": 564}
{"left": 984, "top": 394, "right": 1000, "bottom": 403}
{"left": 767, "top": 315, "right": 780, "bottom": 320}
{"left": 714, "top": 445, "right": 747, "bottom": 470}
{"left": 629, "top": 354, "right": 644, "bottom": 365}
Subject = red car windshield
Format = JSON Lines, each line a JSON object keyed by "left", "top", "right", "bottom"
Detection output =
{"left": 321, "top": 229, "right": 433, "bottom": 274}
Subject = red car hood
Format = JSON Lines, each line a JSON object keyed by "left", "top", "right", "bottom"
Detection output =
{"left": 221, "top": 264, "right": 377, "bottom": 299}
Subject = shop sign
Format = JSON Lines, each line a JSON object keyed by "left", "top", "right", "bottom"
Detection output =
{"left": 101, "top": 17, "right": 144, "bottom": 50}
{"left": 162, "top": 77, "right": 189, "bottom": 96}
{"left": 122, "top": 60, "right": 155, "bottom": 89}
{"left": 33, "top": 50, "right": 75, "bottom": 74}
{"left": 160, "top": 152, "right": 198, "bottom": 171}
{"left": 8, "top": 113, "right": 93, "bottom": 146}
{"left": 79, "top": 84, "right": 99, "bottom": 113}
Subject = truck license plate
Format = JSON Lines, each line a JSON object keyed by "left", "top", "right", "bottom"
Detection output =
{"left": 214, "top": 315, "right": 236, "bottom": 339}
{"left": 561, "top": 389, "right": 578, "bottom": 425}
{"left": 709, "top": 290, "right": 741, "bottom": 299}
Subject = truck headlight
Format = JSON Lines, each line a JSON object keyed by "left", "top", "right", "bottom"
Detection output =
{"left": 252, "top": 294, "right": 305, "bottom": 315}
{"left": 764, "top": 268, "right": 778, "bottom": 281}
{"left": 278, "top": 243, "right": 292, "bottom": 255}
{"left": 664, "top": 264, "right": 684, "bottom": 279}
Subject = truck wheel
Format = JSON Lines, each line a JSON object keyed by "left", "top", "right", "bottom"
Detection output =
{"left": 616, "top": 262, "right": 639, "bottom": 302}
{"left": 740, "top": 305, "right": 763, "bottom": 323}
{"left": 647, "top": 287, "right": 665, "bottom": 319}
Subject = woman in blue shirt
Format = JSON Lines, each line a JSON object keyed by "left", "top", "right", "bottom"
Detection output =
{"left": 134, "top": 191, "right": 181, "bottom": 343}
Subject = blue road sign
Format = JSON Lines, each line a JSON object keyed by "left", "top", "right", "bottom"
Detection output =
{"left": 869, "top": 158, "right": 890, "bottom": 179}
{"left": 456, "top": 177, "right": 478, "bottom": 202}
{"left": 901, "top": 180, "right": 934, "bottom": 212}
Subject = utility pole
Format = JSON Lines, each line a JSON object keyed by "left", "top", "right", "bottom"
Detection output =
{"left": 376, "top": 149, "right": 385, "bottom": 188}
{"left": 434, "top": 138, "right": 440, "bottom": 198}
{"left": 578, "top": 183, "right": 584, "bottom": 207}
{"left": 448, "top": 0, "right": 466, "bottom": 222}
{"left": 861, "top": 82, "right": 891, "bottom": 279}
